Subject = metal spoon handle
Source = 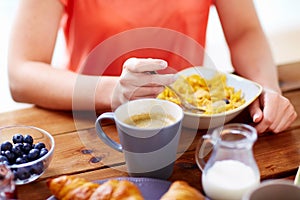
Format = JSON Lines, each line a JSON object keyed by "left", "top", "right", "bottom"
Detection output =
{"left": 149, "top": 71, "right": 205, "bottom": 113}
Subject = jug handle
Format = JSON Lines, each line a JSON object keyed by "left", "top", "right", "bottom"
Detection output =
{"left": 195, "top": 134, "right": 215, "bottom": 172}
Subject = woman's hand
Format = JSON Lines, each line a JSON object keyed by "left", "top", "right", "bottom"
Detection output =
{"left": 111, "top": 58, "right": 175, "bottom": 110}
{"left": 248, "top": 88, "right": 297, "bottom": 134}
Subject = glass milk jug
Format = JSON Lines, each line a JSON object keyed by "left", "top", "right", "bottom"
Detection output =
{"left": 195, "top": 123, "right": 260, "bottom": 200}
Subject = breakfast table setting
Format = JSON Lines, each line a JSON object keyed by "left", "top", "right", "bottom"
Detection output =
{"left": 0, "top": 61, "right": 300, "bottom": 199}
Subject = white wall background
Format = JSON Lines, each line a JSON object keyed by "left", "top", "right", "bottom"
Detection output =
{"left": 1, "top": 0, "right": 300, "bottom": 113}
{"left": 0, "top": 0, "right": 30, "bottom": 113}
{"left": 205, "top": 0, "right": 300, "bottom": 72}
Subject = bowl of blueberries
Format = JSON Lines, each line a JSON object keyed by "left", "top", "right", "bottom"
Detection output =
{"left": 0, "top": 125, "right": 55, "bottom": 185}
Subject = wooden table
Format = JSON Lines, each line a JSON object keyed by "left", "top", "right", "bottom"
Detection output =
{"left": 1, "top": 62, "right": 300, "bottom": 200}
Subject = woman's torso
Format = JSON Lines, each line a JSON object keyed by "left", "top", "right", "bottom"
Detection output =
{"left": 60, "top": 0, "right": 212, "bottom": 75}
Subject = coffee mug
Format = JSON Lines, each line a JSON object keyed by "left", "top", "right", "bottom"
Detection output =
{"left": 95, "top": 98, "right": 184, "bottom": 179}
{"left": 242, "top": 180, "right": 300, "bottom": 200}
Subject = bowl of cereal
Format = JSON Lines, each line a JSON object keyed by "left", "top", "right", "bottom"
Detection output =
{"left": 157, "top": 67, "right": 262, "bottom": 129}
{"left": 0, "top": 125, "right": 55, "bottom": 185}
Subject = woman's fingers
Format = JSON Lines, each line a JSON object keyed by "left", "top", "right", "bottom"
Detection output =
{"left": 112, "top": 57, "right": 175, "bottom": 110}
{"left": 123, "top": 57, "right": 168, "bottom": 73}
{"left": 252, "top": 89, "right": 297, "bottom": 134}
{"left": 120, "top": 71, "right": 175, "bottom": 87}
{"left": 122, "top": 85, "right": 165, "bottom": 100}
{"left": 248, "top": 99, "right": 263, "bottom": 123}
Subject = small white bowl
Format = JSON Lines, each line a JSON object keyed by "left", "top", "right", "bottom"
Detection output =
{"left": 0, "top": 125, "right": 55, "bottom": 185}
{"left": 177, "top": 67, "right": 262, "bottom": 129}
{"left": 242, "top": 180, "right": 300, "bottom": 200}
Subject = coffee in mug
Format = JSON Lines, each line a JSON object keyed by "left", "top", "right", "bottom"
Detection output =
{"left": 123, "top": 113, "right": 176, "bottom": 128}
{"left": 95, "top": 98, "right": 184, "bottom": 179}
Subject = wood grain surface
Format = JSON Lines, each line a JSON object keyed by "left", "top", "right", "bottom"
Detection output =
{"left": 0, "top": 62, "right": 299, "bottom": 200}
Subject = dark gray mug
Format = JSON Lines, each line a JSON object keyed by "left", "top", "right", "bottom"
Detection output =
{"left": 95, "top": 98, "right": 183, "bottom": 179}
{"left": 242, "top": 180, "right": 300, "bottom": 200}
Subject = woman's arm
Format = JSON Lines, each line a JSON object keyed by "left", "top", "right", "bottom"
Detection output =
{"left": 8, "top": 0, "right": 118, "bottom": 112}
{"left": 215, "top": 0, "right": 297, "bottom": 133}
{"left": 215, "top": 0, "right": 279, "bottom": 90}
{"left": 8, "top": 0, "right": 174, "bottom": 112}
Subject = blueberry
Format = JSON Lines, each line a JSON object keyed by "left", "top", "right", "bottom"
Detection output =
{"left": 16, "top": 167, "right": 31, "bottom": 180}
{"left": 15, "top": 157, "right": 28, "bottom": 164}
{"left": 224, "top": 99, "right": 230, "bottom": 104}
{"left": 39, "top": 148, "right": 48, "bottom": 158}
{"left": 33, "top": 142, "right": 46, "bottom": 150}
{"left": 1, "top": 141, "right": 13, "bottom": 151}
{"left": 11, "top": 145, "right": 23, "bottom": 157}
{"left": 23, "top": 143, "right": 32, "bottom": 153}
{"left": 27, "top": 149, "right": 40, "bottom": 161}
{"left": 14, "top": 143, "right": 24, "bottom": 150}
{"left": 0, "top": 155, "right": 8, "bottom": 163}
{"left": 4, "top": 150, "right": 15, "bottom": 161}
{"left": 23, "top": 135, "right": 33, "bottom": 145}
{"left": 12, "top": 170, "right": 18, "bottom": 181}
{"left": 30, "top": 162, "right": 44, "bottom": 175}
{"left": 1, "top": 160, "right": 11, "bottom": 166}
{"left": 12, "top": 134, "right": 24, "bottom": 144}
{"left": 22, "top": 154, "right": 29, "bottom": 160}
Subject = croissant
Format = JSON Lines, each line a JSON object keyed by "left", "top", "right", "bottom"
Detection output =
{"left": 48, "top": 175, "right": 204, "bottom": 200}
{"left": 47, "top": 175, "right": 144, "bottom": 200}
{"left": 47, "top": 175, "right": 100, "bottom": 200}
{"left": 90, "top": 179, "right": 144, "bottom": 200}
{"left": 160, "top": 181, "right": 205, "bottom": 200}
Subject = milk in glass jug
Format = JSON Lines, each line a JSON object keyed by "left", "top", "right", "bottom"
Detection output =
{"left": 195, "top": 123, "right": 260, "bottom": 200}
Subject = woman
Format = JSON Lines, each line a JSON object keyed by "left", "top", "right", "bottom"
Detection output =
{"left": 8, "top": 0, "right": 297, "bottom": 133}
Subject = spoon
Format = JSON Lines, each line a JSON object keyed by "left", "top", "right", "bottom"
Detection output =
{"left": 149, "top": 71, "right": 206, "bottom": 113}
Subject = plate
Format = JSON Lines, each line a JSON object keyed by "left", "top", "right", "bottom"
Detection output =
{"left": 47, "top": 177, "right": 171, "bottom": 200}
{"left": 177, "top": 67, "right": 262, "bottom": 129}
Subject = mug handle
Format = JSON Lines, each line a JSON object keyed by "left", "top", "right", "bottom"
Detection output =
{"left": 95, "top": 112, "right": 123, "bottom": 152}
{"left": 195, "top": 134, "right": 215, "bottom": 172}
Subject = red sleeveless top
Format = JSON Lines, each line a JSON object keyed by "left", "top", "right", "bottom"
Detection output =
{"left": 59, "top": 0, "right": 212, "bottom": 75}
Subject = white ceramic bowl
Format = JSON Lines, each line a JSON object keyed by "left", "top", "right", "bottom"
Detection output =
{"left": 0, "top": 125, "right": 55, "bottom": 185}
{"left": 242, "top": 180, "right": 300, "bottom": 200}
{"left": 177, "top": 67, "right": 262, "bottom": 129}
